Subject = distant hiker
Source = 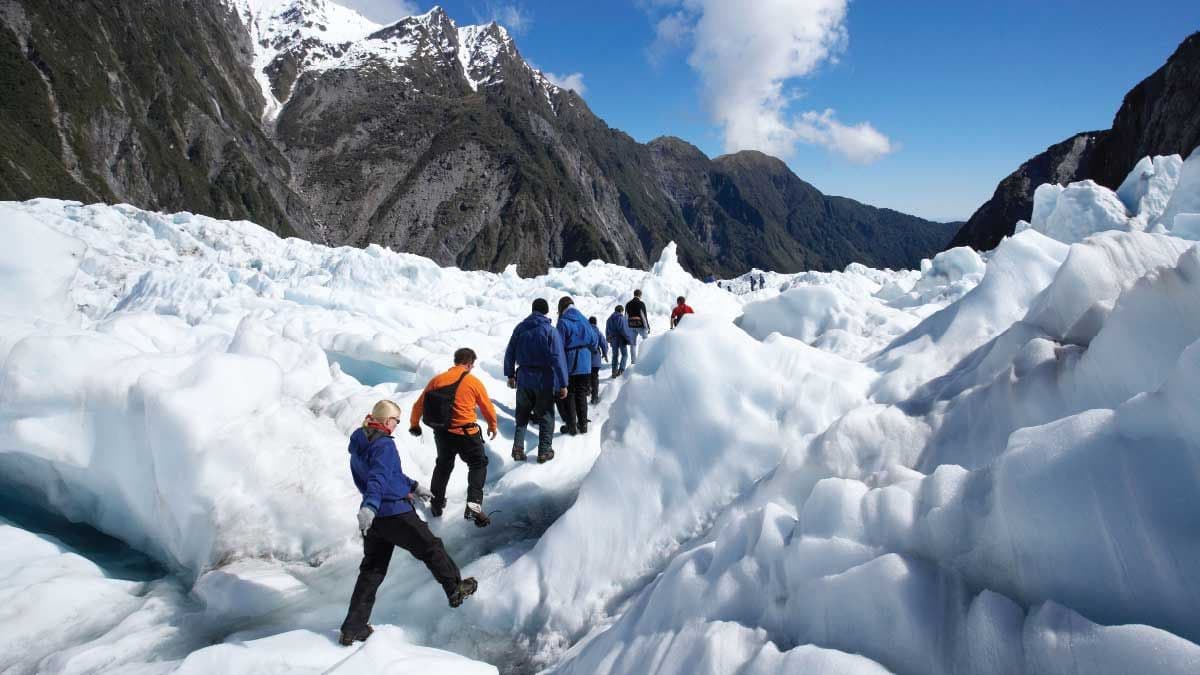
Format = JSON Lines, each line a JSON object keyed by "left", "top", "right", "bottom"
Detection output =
{"left": 758, "top": 273, "right": 766, "bottom": 289}
{"left": 504, "top": 298, "right": 569, "bottom": 463}
{"left": 606, "top": 304, "right": 635, "bottom": 378}
{"left": 670, "top": 296, "right": 694, "bottom": 329}
{"left": 625, "top": 289, "right": 650, "bottom": 364}
{"left": 750, "top": 276, "right": 757, "bottom": 292}
{"left": 409, "top": 348, "right": 497, "bottom": 528}
{"left": 556, "top": 296, "right": 597, "bottom": 435}
{"left": 341, "top": 400, "right": 477, "bottom": 646}
{"left": 588, "top": 316, "right": 608, "bottom": 404}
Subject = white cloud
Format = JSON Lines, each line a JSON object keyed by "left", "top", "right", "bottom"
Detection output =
{"left": 542, "top": 71, "right": 586, "bottom": 95}
{"left": 338, "top": 0, "right": 419, "bottom": 24}
{"left": 648, "top": 0, "right": 894, "bottom": 164}
{"left": 647, "top": 11, "right": 693, "bottom": 64}
{"left": 794, "top": 109, "right": 893, "bottom": 164}
{"left": 475, "top": 2, "right": 532, "bottom": 34}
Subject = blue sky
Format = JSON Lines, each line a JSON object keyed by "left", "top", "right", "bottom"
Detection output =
{"left": 345, "top": 0, "right": 1200, "bottom": 222}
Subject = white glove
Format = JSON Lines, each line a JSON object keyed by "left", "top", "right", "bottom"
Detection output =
{"left": 413, "top": 484, "right": 434, "bottom": 503}
{"left": 357, "top": 506, "right": 376, "bottom": 536}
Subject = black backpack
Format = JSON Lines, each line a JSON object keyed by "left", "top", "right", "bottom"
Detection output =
{"left": 422, "top": 370, "right": 469, "bottom": 431}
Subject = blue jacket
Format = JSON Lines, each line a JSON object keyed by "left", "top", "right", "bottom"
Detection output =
{"left": 557, "top": 306, "right": 596, "bottom": 376}
{"left": 504, "top": 312, "right": 569, "bottom": 391}
{"left": 606, "top": 312, "right": 635, "bottom": 347}
{"left": 349, "top": 427, "right": 415, "bottom": 516}
{"left": 589, "top": 323, "right": 608, "bottom": 365}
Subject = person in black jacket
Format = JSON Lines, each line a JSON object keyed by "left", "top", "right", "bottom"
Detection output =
{"left": 625, "top": 289, "right": 650, "bottom": 364}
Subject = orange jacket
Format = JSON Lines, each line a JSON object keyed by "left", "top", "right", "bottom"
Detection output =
{"left": 410, "top": 365, "right": 498, "bottom": 435}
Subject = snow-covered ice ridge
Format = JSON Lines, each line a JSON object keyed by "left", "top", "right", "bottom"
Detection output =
{"left": 231, "top": 0, "right": 563, "bottom": 120}
{"left": 2, "top": 147, "right": 1200, "bottom": 673}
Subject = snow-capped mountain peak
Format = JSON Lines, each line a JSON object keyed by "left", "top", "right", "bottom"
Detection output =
{"left": 234, "top": 0, "right": 381, "bottom": 118}
{"left": 457, "top": 21, "right": 516, "bottom": 91}
{"left": 232, "top": 0, "right": 558, "bottom": 117}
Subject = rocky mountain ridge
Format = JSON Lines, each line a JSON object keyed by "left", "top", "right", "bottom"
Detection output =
{"left": 950, "top": 31, "right": 1200, "bottom": 251}
{"left": 1, "top": 0, "right": 956, "bottom": 275}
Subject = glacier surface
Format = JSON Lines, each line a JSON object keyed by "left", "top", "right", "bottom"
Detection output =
{"left": 1, "top": 147, "right": 1200, "bottom": 673}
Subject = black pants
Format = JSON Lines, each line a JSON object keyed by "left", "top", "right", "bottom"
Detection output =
{"left": 590, "top": 368, "right": 600, "bottom": 399}
{"left": 341, "top": 511, "right": 461, "bottom": 633}
{"left": 431, "top": 429, "right": 488, "bottom": 504}
{"left": 513, "top": 387, "right": 555, "bottom": 454}
{"left": 556, "top": 373, "right": 591, "bottom": 429}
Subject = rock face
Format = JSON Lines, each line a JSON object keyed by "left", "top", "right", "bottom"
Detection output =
{"left": 0, "top": 0, "right": 313, "bottom": 238}
{"left": 1, "top": 0, "right": 955, "bottom": 275}
{"left": 951, "top": 31, "right": 1200, "bottom": 252}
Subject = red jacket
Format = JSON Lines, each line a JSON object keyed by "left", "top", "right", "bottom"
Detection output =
{"left": 670, "top": 303, "right": 694, "bottom": 328}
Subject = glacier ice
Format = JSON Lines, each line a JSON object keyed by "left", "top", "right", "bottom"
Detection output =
{"left": 2, "top": 146, "right": 1200, "bottom": 673}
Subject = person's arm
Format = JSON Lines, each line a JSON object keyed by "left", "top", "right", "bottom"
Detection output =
{"left": 503, "top": 333, "right": 517, "bottom": 379}
{"left": 550, "top": 330, "right": 569, "bottom": 391}
{"left": 385, "top": 438, "right": 415, "bottom": 499}
{"left": 362, "top": 441, "right": 388, "bottom": 511}
{"left": 409, "top": 386, "right": 426, "bottom": 430}
{"left": 472, "top": 377, "right": 499, "bottom": 436}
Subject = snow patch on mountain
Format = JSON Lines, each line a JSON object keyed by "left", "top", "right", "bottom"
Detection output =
{"left": 234, "top": 0, "right": 381, "bottom": 119}
{"left": 233, "top": 1, "right": 564, "bottom": 118}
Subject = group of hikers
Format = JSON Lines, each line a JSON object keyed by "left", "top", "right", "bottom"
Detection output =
{"left": 338, "top": 289, "right": 696, "bottom": 645}
{"left": 714, "top": 273, "right": 768, "bottom": 292}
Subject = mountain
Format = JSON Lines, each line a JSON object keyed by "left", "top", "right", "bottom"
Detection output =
{"left": 0, "top": 0, "right": 314, "bottom": 237}
{"left": 0, "top": 0, "right": 955, "bottom": 275}
{"left": 950, "top": 31, "right": 1200, "bottom": 251}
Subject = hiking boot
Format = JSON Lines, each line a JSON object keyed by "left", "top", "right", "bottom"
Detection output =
{"left": 448, "top": 577, "right": 478, "bottom": 608}
{"left": 464, "top": 502, "right": 490, "bottom": 528}
{"left": 578, "top": 422, "right": 588, "bottom": 434}
{"left": 430, "top": 497, "right": 446, "bottom": 517}
{"left": 339, "top": 625, "right": 373, "bottom": 646}
{"left": 537, "top": 449, "right": 555, "bottom": 463}
{"left": 512, "top": 446, "right": 526, "bottom": 462}
{"left": 590, "top": 395, "right": 599, "bottom": 405}
{"left": 560, "top": 425, "right": 578, "bottom": 435}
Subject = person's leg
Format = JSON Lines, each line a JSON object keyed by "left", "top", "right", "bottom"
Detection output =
{"left": 630, "top": 330, "right": 639, "bottom": 364}
{"left": 590, "top": 368, "right": 599, "bottom": 401}
{"left": 513, "top": 387, "right": 533, "bottom": 459}
{"left": 456, "top": 431, "right": 488, "bottom": 505}
{"left": 430, "top": 431, "right": 456, "bottom": 503}
{"left": 340, "top": 525, "right": 395, "bottom": 635}
{"left": 535, "top": 389, "right": 555, "bottom": 456}
{"left": 389, "top": 512, "right": 461, "bottom": 599}
{"left": 618, "top": 344, "right": 629, "bottom": 374}
{"left": 572, "top": 374, "right": 589, "bottom": 431}
{"left": 557, "top": 383, "right": 577, "bottom": 431}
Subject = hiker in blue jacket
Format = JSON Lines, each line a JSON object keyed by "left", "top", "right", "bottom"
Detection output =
{"left": 587, "top": 316, "right": 608, "bottom": 405}
{"left": 556, "top": 296, "right": 597, "bottom": 435}
{"left": 504, "top": 298, "right": 569, "bottom": 463}
{"left": 605, "top": 305, "right": 635, "bottom": 378}
{"left": 340, "top": 400, "right": 477, "bottom": 646}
